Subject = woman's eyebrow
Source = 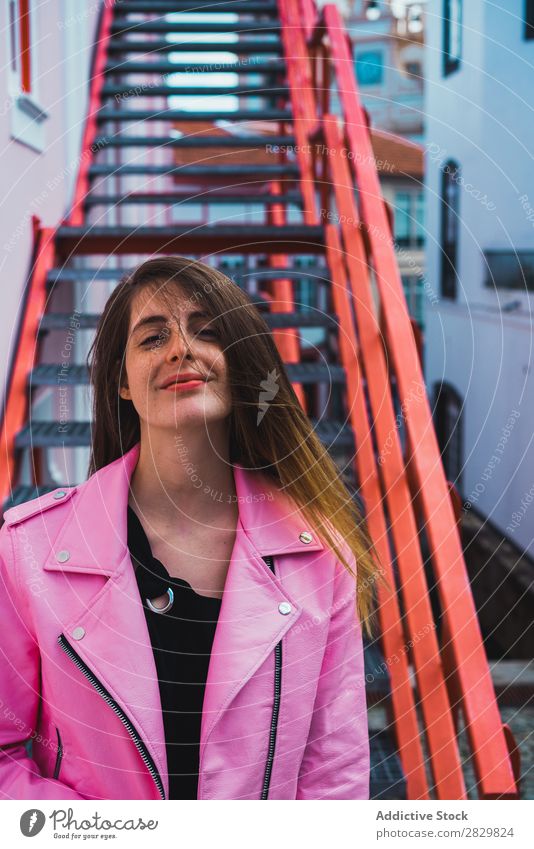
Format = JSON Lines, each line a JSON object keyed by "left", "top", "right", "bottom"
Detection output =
{"left": 131, "top": 315, "right": 168, "bottom": 335}
{"left": 131, "top": 311, "right": 210, "bottom": 335}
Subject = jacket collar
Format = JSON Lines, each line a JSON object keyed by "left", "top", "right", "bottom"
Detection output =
{"left": 44, "top": 440, "right": 323, "bottom": 575}
{"left": 41, "top": 441, "right": 324, "bottom": 798}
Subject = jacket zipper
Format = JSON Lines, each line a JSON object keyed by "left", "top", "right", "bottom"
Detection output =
{"left": 57, "top": 634, "right": 165, "bottom": 800}
{"left": 53, "top": 727, "right": 63, "bottom": 780}
{"left": 260, "top": 555, "right": 282, "bottom": 800}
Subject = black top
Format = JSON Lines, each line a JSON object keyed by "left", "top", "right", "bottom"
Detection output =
{"left": 127, "top": 505, "right": 222, "bottom": 800}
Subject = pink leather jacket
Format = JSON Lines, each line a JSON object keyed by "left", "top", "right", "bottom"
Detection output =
{"left": 0, "top": 442, "right": 369, "bottom": 800}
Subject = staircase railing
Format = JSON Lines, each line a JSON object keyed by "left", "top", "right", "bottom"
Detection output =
{"left": 280, "top": 0, "right": 518, "bottom": 798}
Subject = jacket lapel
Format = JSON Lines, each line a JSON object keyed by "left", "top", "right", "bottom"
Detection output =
{"left": 200, "top": 461, "right": 324, "bottom": 750}
{"left": 42, "top": 442, "right": 325, "bottom": 795}
{"left": 43, "top": 445, "right": 169, "bottom": 798}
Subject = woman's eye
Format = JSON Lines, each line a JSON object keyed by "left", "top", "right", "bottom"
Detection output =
{"left": 197, "top": 327, "right": 218, "bottom": 338}
{"left": 141, "top": 334, "right": 162, "bottom": 346}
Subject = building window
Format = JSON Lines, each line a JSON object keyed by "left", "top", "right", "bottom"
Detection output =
{"left": 394, "top": 191, "right": 425, "bottom": 248}
{"left": 404, "top": 60, "right": 423, "bottom": 79}
{"left": 5, "top": 0, "right": 48, "bottom": 151}
{"left": 440, "top": 160, "right": 460, "bottom": 299}
{"left": 484, "top": 251, "right": 534, "bottom": 291}
{"left": 355, "top": 50, "right": 384, "bottom": 86}
{"left": 401, "top": 274, "right": 425, "bottom": 328}
{"left": 443, "top": 0, "right": 462, "bottom": 76}
{"left": 434, "top": 382, "right": 463, "bottom": 493}
{"left": 526, "top": 0, "right": 534, "bottom": 39}
{"left": 7, "top": 0, "right": 32, "bottom": 93}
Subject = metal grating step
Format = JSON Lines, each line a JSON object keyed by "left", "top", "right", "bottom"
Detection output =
{"left": 105, "top": 60, "right": 284, "bottom": 75}
{"left": 54, "top": 224, "right": 325, "bottom": 255}
{"left": 46, "top": 265, "right": 327, "bottom": 284}
{"left": 369, "top": 730, "right": 407, "bottom": 800}
{"left": 364, "top": 638, "right": 391, "bottom": 702}
{"left": 92, "top": 134, "right": 295, "bottom": 148}
{"left": 84, "top": 191, "right": 303, "bottom": 208}
{"left": 88, "top": 163, "right": 300, "bottom": 179}
{"left": 110, "top": 20, "right": 282, "bottom": 34}
{"left": 107, "top": 39, "right": 283, "bottom": 54}
{"left": 101, "top": 84, "right": 290, "bottom": 98}
{"left": 5, "top": 417, "right": 353, "bottom": 480}
{"left": 15, "top": 421, "right": 92, "bottom": 449}
{"left": 117, "top": 1, "right": 279, "bottom": 12}
{"left": 39, "top": 310, "right": 338, "bottom": 333}
{"left": 29, "top": 362, "right": 345, "bottom": 388}
{"left": 2, "top": 484, "right": 60, "bottom": 513}
{"left": 39, "top": 313, "right": 102, "bottom": 330}
{"left": 96, "top": 109, "right": 293, "bottom": 123}
{"left": 47, "top": 267, "right": 133, "bottom": 283}
{"left": 30, "top": 364, "right": 88, "bottom": 386}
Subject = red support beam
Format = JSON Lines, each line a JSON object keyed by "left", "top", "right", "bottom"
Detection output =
{"left": 322, "top": 115, "right": 466, "bottom": 799}
{"left": 320, "top": 2, "right": 517, "bottom": 799}
{"left": 0, "top": 223, "right": 56, "bottom": 507}
{"left": 66, "top": 0, "right": 116, "bottom": 226}
{"left": 267, "top": 182, "right": 307, "bottom": 412}
{"left": 325, "top": 224, "right": 430, "bottom": 798}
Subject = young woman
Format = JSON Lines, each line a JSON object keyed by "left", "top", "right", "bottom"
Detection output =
{"left": 0, "top": 257, "right": 381, "bottom": 801}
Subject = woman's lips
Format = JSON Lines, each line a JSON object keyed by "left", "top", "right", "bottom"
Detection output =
{"left": 161, "top": 379, "right": 205, "bottom": 392}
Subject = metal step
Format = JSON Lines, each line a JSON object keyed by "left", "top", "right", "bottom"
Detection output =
{"left": 93, "top": 134, "right": 295, "bottom": 148}
{"left": 235, "top": 268, "right": 329, "bottom": 281}
{"left": 9, "top": 418, "right": 352, "bottom": 457}
{"left": 29, "top": 361, "right": 344, "bottom": 388}
{"left": 54, "top": 224, "right": 325, "bottom": 255}
{"left": 30, "top": 364, "right": 88, "bottom": 386}
{"left": 46, "top": 265, "right": 327, "bottom": 284}
{"left": 15, "top": 421, "right": 92, "bottom": 449}
{"left": 47, "top": 267, "right": 134, "bottom": 283}
{"left": 2, "top": 484, "right": 60, "bottom": 513}
{"left": 369, "top": 730, "right": 407, "bottom": 800}
{"left": 39, "top": 313, "right": 102, "bottom": 330}
{"left": 116, "top": 1, "right": 279, "bottom": 12}
{"left": 107, "top": 39, "right": 283, "bottom": 54}
{"left": 96, "top": 108, "right": 292, "bottom": 123}
{"left": 84, "top": 191, "right": 303, "bottom": 207}
{"left": 111, "top": 20, "right": 282, "bottom": 35}
{"left": 88, "top": 163, "right": 300, "bottom": 179}
{"left": 364, "top": 638, "right": 391, "bottom": 703}
{"left": 105, "top": 60, "right": 284, "bottom": 75}
{"left": 101, "top": 84, "right": 290, "bottom": 98}
{"left": 39, "top": 310, "right": 338, "bottom": 333}
{"left": 308, "top": 418, "right": 354, "bottom": 452}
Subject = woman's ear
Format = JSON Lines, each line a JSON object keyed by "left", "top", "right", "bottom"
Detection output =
{"left": 119, "top": 381, "right": 131, "bottom": 401}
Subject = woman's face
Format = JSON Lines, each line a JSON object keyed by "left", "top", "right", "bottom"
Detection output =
{"left": 118, "top": 284, "right": 232, "bottom": 434}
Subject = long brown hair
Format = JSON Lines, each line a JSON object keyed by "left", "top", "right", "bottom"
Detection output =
{"left": 86, "top": 256, "right": 385, "bottom": 634}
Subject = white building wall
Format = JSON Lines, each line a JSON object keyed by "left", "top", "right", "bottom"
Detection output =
{"left": 424, "top": 0, "right": 534, "bottom": 554}
{"left": 0, "top": 0, "right": 100, "bottom": 409}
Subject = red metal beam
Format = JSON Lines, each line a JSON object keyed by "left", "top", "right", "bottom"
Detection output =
{"left": 277, "top": 0, "right": 319, "bottom": 223}
{"left": 66, "top": 0, "right": 116, "bottom": 226}
{"left": 55, "top": 226, "right": 325, "bottom": 258}
{"left": 0, "top": 223, "right": 56, "bottom": 508}
{"left": 322, "top": 115, "right": 466, "bottom": 799}
{"left": 318, "top": 3, "right": 517, "bottom": 798}
{"left": 267, "top": 181, "right": 307, "bottom": 412}
{"left": 325, "top": 224, "right": 430, "bottom": 798}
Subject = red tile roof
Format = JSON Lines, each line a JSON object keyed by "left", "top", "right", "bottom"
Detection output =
{"left": 171, "top": 120, "right": 424, "bottom": 179}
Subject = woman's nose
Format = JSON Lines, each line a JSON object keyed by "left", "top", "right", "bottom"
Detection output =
{"left": 165, "top": 326, "right": 193, "bottom": 362}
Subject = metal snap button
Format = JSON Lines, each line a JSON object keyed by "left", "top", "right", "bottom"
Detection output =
{"left": 278, "top": 601, "right": 292, "bottom": 615}
{"left": 54, "top": 490, "right": 67, "bottom": 499}
{"left": 72, "top": 627, "right": 85, "bottom": 640}
{"left": 299, "top": 531, "right": 313, "bottom": 544}
{"left": 56, "top": 550, "right": 70, "bottom": 562}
